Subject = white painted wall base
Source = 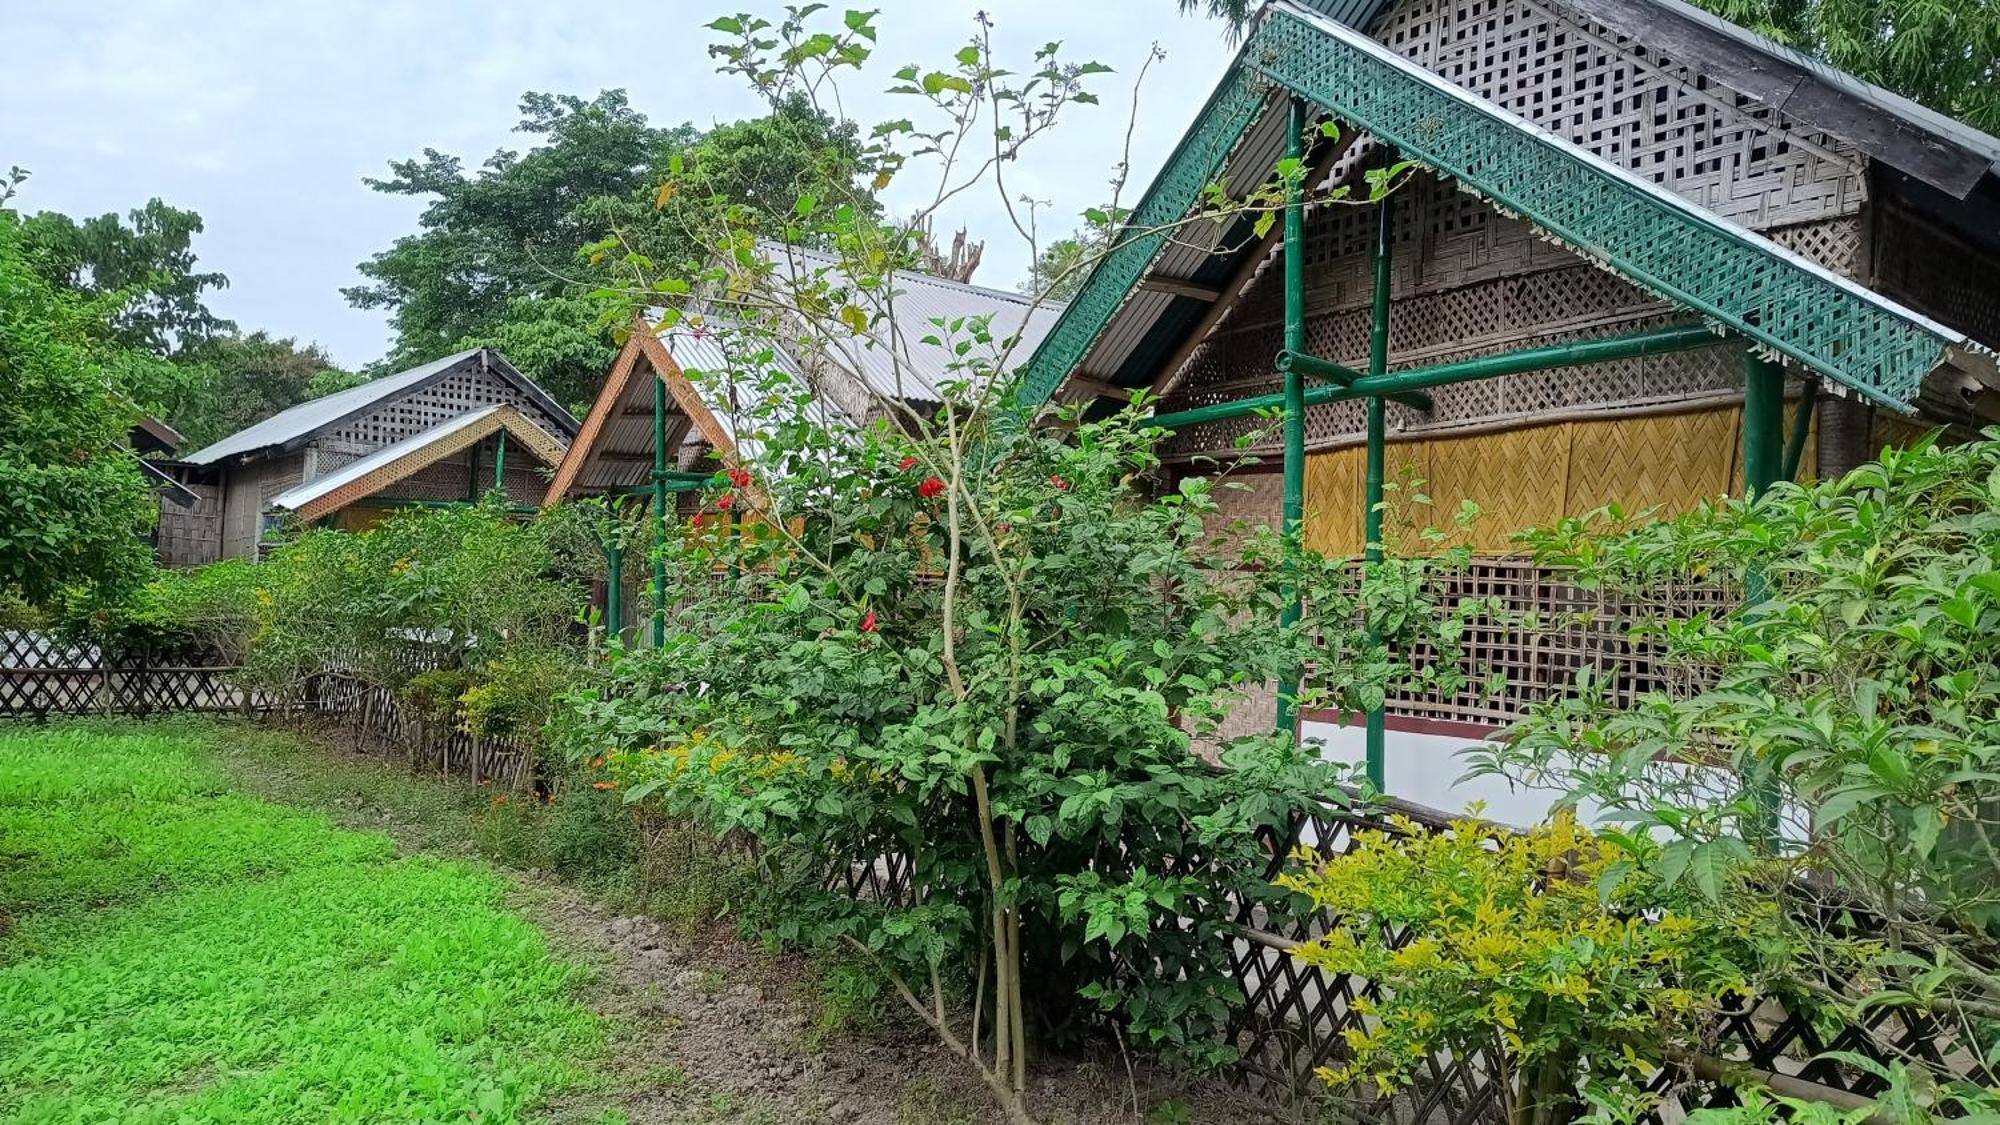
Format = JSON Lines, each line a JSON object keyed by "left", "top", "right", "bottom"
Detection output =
{"left": 1300, "top": 718, "right": 1597, "bottom": 828}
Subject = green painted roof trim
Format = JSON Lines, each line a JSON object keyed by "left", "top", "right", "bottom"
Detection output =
{"left": 1020, "top": 0, "right": 1995, "bottom": 414}
{"left": 1014, "top": 63, "right": 1274, "bottom": 410}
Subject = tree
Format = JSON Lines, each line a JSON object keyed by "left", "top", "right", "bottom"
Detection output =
{"left": 0, "top": 207, "right": 181, "bottom": 607}
{"left": 165, "top": 332, "right": 360, "bottom": 451}
{"left": 1019, "top": 223, "right": 1114, "bottom": 303}
{"left": 456, "top": 295, "right": 620, "bottom": 413}
{"left": 570, "top": 10, "right": 1428, "bottom": 1121}
{"left": 347, "top": 89, "right": 874, "bottom": 405}
{"left": 1174, "top": 0, "right": 2000, "bottom": 130}
{"left": 15, "top": 197, "right": 232, "bottom": 355}
{"left": 346, "top": 90, "right": 692, "bottom": 372}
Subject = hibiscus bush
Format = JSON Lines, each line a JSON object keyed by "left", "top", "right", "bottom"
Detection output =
{"left": 557, "top": 359, "right": 1388, "bottom": 1116}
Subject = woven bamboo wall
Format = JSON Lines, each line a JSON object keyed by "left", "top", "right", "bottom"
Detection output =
{"left": 1302, "top": 399, "right": 1821, "bottom": 556}
{"left": 156, "top": 480, "right": 223, "bottom": 569}
{"left": 316, "top": 367, "right": 572, "bottom": 459}
{"left": 1159, "top": 169, "right": 1865, "bottom": 460}
{"left": 1874, "top": 195, "right": 2000, "bottom": 351}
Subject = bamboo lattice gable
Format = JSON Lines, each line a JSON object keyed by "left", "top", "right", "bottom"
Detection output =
{"left": 270, "top": 405, "right": 565, "bottom": 524}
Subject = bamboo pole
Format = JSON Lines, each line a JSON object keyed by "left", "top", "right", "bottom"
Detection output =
{"left": 652, "top": 377, "right": 668, "bottom": 650}
{"left": 1278, "top": 96, "right": 1310, "bottom": 738}
{"left": 1363, "top": 179, "right": 1394, "bottom": 793}
{"left": 1147, "top": 323, "right": 1722, "bottom": 433}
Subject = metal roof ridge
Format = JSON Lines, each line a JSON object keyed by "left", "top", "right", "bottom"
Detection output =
{"left": 758, "top": 240, "right": 1068, "bottom": 311}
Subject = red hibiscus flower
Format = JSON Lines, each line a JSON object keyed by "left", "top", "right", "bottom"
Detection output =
{"left": 728, "top": 466, "right": 751, "bottom": 488}
{"left": 860, "top": 610, "right": 878, "bottom": 633}
{"left": 717, "top": 492, "right": 735, "bottom": 511}
{"left": 919, "top": 476, "right": 945, "bottom": 499}
{"left": 690, "top": 513, "right": 706, "bottom": 529}
{"left": 898, "top": 456, "right": 920, "bottom": 471}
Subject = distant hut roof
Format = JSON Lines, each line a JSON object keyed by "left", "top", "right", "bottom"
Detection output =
{"left": 268, "top": 404, "right": 566, "bottom": 523}
{"left": 180, "top": 348, "right": 579, "bottom": 466}
{"left": 760, "top": 243, "right": 1067, "bottom": 405}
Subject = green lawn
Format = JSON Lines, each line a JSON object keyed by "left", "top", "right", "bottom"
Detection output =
{"left": 0, "top": 721, "right": 605, "bottom": 1124}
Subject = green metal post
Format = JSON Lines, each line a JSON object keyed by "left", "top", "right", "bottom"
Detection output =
{"left": 1276, "top": 349, "right": 1433, "bottom": 410}
{"left": 1742, "top": 350, "right": 1786, "bottom": 843}
{"left": 1363, "top": 178, "right": 1394, "bottom": 793}
{"left": 1148, "top": 323, "right": 1721, "bottom": 433}
{"left": 604, "top": 539, "right": 625, "bottom": 645}
{"left": 493, "top": 429, "right": 507, "bottom": 492}
{"left": 652, "top": 377, "right": 668, "bottom": 650}
{"left": 1743, "top": 352, "right": 1785, "bottom": 503}
{"left": 1277, "top": 96, "right": 1310, "bottom": 738}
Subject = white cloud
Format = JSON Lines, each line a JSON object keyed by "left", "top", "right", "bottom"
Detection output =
{"left": 0, "top": 0, "right": 1235, "bottom": 369}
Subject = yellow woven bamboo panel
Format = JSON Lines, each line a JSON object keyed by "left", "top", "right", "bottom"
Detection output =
{"left": 1569, "top": 408, "right": 1738, "bottom": 520}
{"left": 1300, "top": 401, "right": 1830, "bottom": 556}
{"left": 1302, "top": 447, "right": 1364, "bottom": 556}
{"left": 1304, "top": 442, "right": 1430, "bottom": 556}
{"left": 1420, "top": 424, "right": 1571, "bottom": 554}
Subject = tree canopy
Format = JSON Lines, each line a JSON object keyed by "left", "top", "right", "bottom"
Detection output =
{"left": 0, "top": 207, "right": 181, "bottom": 607}
{"left": 346, "top": 90, "right": 875, "bottom": 410}
{"left": 165, "top": 332, "right": 363, "bottom": 452}
{"left": 14, "top": 196, "right": 232, "bottom": 355}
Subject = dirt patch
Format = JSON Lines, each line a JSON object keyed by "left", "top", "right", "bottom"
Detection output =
{"left": 209, "top": 718, "right": 1295, "bottom": 1125}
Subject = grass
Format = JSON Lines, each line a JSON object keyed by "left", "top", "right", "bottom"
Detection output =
{"left": 0, "top": 720, "right": 605, "bottom": 1123}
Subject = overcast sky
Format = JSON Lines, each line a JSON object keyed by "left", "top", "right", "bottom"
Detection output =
{"left": 0, "top": 1, "right": 1236, "bottom": 370}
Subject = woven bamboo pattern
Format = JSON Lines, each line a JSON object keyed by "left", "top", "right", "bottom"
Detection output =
{"left": 1243, "top": 8, "right": 1953, "bottom": 408}
{"left": 1370, "top": 0, "right": 1865, "bottom": 229}
{"left": 0, "top": 631, "right": 282, "bottom": 718}
{"left": 1873, "top": 194, "right": 2000, "bottom": 351}
{"left": 290, "top": 406, "right": 565, "bottom": 523}
{"left": 1300, "top": 403, "right": 1796, "bottom": 557}
{"left": 319, "top": 364, "right": 573, "bottom": 455}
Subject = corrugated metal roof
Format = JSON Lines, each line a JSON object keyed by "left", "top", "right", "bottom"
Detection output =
{"left": 659, "top": 323, "right": 856, "bottom": 461}
{"left": 760, "top": 243, "right": 1066, "bottom": 403}
{"left": 179, "top": 348, "right": 579, "bottom": 466}
{"left": 181, "top": 350, "right": 484, "bottom": 466}
{"left": 1023, "top": 0, "right": 1996, "bottom": 414}
{"left": 268, "top": 406, "right": 503, "bottom": 511}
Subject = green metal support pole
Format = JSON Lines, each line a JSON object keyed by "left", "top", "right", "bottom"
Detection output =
{"left": 1276, "top": 349, "right": 1433, "bottom": 411}
{"left": 493, "top": 429, "right": 507, "bottom": 492}
{"left": 1149, "top": 323, "right": 1721, "bottom": 433}
{"left": 1277, "top": 96, "right": 1310, "bottom": 738}
{"left": 1363, "top": 178, "right": 1394, "bottom": 793}
{"left": 604, "top": 539, "right": 624, "bottom": 645}
{"left": 1743, "top": 353, "right": 1785, "bottom": 503}
{"left": 652, "top": 378, "right": 668, "bottom": 650}
{"left": 1742, "top": 349, "right": 1786, "bottom": 843}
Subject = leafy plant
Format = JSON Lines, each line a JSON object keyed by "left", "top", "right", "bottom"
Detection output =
{"left": 1471, "top": 432, "right": 2000, "bottom": 1113}
{"left": 1282, "top": 812, "right": 1778, "bottom": 1124}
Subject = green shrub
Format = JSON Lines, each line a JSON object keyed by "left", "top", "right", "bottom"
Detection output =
{"left": 539, "top": 776, "right": 640, "bottom": 884}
